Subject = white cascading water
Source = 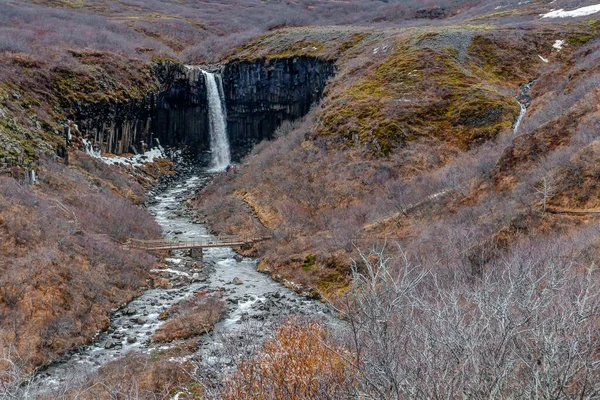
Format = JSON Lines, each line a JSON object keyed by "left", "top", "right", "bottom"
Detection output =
{"left": 201, "top": 70, "right": 231, "bottom": 171}
{"left": 513, "top": 102, "right": 527, "bottom": 134}
{"left": 513, "top": 80, "right": 534, "bottom": 135}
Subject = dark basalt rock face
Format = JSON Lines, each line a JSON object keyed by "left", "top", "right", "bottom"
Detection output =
{"left": 72, "top": 57, "right": 334, "bottom": 156}
{"left": 222, "top": 57, "right": 335, "bottom": 149}
{"left": 415, "top": 7, "right": 448, "bottom": 19}
{"left": 153, "top": 63, "right": 210, "bottom": 149}
{"left": 74, "top": 93, "right": 157, "bottom": 155}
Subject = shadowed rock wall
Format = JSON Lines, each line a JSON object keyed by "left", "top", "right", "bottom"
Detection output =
{"left": 74, "top": 94, "right": 157, "bottom": 155}
{"left": 153, "top": 63, "right": 209, "bottom": 148}
{"left": 73, "top": 57, "right": 333, "bottom": 155}
{"left": 222, "top": 57, "right": 335, "bottom": 149}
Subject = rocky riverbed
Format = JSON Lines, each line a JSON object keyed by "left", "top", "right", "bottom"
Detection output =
{"left": 30, "top": 172, "right": 331, "bottom": 397}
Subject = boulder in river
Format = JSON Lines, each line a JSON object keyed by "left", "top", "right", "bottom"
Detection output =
{"left": 127, "top": 336, "right": 137, "bottom": 344}
{"left": 131, "top": 317, "right": 146, "bottom": 325}
{"left": 234, "top": 255, "right": 243, "bottom": 262}
{"left": 104, "top": 340, "right": 118, "bottom": 349}
{"left": 122, "top": 307, "right": 136, "bottom": 316}
{"left": 232, "top": 277, "right": 243, "bottom": 285}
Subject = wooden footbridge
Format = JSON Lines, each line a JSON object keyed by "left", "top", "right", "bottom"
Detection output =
{"left": 123, "top": 234, "right": 272, "bottom": 258}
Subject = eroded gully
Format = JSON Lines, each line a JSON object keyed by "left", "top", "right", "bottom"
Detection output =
{"left": 31, "top": 173, "right": 332, "bottom": 396}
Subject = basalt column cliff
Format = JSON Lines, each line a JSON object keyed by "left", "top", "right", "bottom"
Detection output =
{"left": 222, "top": 57, "right": 334, "bottom": 148}
{"left": 74, "top": 57, "right": 334, "bottom": 156}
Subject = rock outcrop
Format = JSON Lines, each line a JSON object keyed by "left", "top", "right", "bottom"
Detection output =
{"left": 153, "top": 63, "right": 209, "bottom": 149}
{"left": 75, "top": 93, "right": 157, "bottom": 155}
{"left": 73, "top": 57, "right": 334, "bottom": 156}
{"left": 222, "top": 57, "right": 335, "bottom": 148}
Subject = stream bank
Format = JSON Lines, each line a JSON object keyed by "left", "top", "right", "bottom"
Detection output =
{"left": 30, "top": 171, "right": 331, "bottom": 397}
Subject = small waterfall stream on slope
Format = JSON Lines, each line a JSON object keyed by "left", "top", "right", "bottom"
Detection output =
{"left": 513, "top": 80, "right": 535, "bottom": 135}
{"left": 513, "top": 102, "right": 527, "bottom": 134}
{"left": 29, "top": 173, "right": 331, "bottom": 397}
{"left": 201, "top": 70, "right": 231, "bottom": 171}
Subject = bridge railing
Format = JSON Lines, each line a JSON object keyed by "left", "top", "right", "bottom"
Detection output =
{"left": 125, "top": 233, "right": 272, "bottom": 250}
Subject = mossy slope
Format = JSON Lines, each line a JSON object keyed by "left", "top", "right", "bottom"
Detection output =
{"left": 315, "top": 27, "right": 560, "bottom": 156}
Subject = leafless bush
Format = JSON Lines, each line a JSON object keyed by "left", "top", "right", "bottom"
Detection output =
{"left": 337, "top": 243, "right": 600, "bottom": 399}
{"left": 219, "top": 317, "right": 359, "bottom": 400}
{"left": 0, "top": 345, "right": 34, "bottom": 400}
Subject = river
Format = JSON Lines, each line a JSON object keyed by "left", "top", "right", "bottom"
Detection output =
{"left": 30, "top": 173, "right": 331, "bottom": 397}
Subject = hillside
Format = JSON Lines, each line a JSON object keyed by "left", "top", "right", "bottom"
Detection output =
{"left": 0, "top": 152, "right": 162, "bottom": 368}
{"left": 1, "top": 0, "right": 600, "bottom": 398}
{"left": 196, "top": 17, "right": 600, "bottom": 296}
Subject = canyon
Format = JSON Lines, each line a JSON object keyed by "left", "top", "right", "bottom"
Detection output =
{"left": 1, "top": 0, "right": 600, "bottom": 398}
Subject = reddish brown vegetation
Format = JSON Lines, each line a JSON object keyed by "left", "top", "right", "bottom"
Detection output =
{"left": 196, "top": 25, "right": 600, "bottom": 300}
{"left": 0, "top": 0, "right": 599, "bottom": 396}
{"left": 153, "top": 291, "right": 225, "bottom": 343}
{"left": 49, "top": 350, "right": 193, "bottom": 400}
{"left": 221, "top": 318, "right": 358, "bottom": 400}
{"left": 0, "top": 0, "right": 490, "bottom": 64}
{"left": 0, "top": 154, "right": 160, "bottom": 369}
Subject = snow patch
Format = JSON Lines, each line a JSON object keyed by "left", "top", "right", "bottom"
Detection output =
{"left": 541, "top": 4, "right": 600, "bottom": 18}
{"left": 553, "top": 40, "right": 565, "bottom": 50}
{"left": 168, "top": 354, "right": 194, "bottom": 364}
{"left": 150, "top": 268, "right": 191, "bottom": 278}
{"left": 372, "top": 44, "right": 389, "bottom": 55}
{"left": 82, "top": 139, "right": 166, "bottom": 167}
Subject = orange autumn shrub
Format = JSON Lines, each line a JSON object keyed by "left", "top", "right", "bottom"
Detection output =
{"left": 222, "top": 318, "right": 358, "bottom": 400}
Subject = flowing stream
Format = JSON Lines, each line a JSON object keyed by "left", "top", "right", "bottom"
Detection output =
{"left": 513, "top": 80, "right": 535, "bottom": 135}
{"left": 30, "top": 173, "right": 330, "bottom": 397}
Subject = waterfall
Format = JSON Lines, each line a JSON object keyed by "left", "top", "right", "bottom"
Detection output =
{"left": 513, "top": 102, "right": 527, "bottom": 134}
{"left": 513, "top": 80, "right": 535, "bottom": 135}
{"left": 201, "top": 69, "right": 231, "bottom": 171}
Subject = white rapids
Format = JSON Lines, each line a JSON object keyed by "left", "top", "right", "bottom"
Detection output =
{"left": 29, "top": 174, "right": 332, "bottom": 397}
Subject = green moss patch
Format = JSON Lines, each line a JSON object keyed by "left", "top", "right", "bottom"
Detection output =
{"left": 318, "top": 39, "right": 520, "bottom": 154}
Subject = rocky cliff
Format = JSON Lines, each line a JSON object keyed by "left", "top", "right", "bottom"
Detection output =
{"left": 153, "top": 63, "right": 209, "bottom": 149}
{"left": 222, "top": 57, "right": 335, "bottom": 148}
{"left": 72, "top": 57, "right": 334, "bottom": 156}
{"left": 74, "top": 93, "right": 157, "bottom": 155}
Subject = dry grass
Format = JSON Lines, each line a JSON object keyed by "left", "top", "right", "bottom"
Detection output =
{"left": 222, "top": 318, "right": 358, "bottom": 400}
{"left": 195, "top": 24, "right": 600, "bottom": 299}
{"left": 0, "top": 154, "right": 160, "bottom": 369}
{"left": 153, "top": 291, "right": 225, "bottom": 343}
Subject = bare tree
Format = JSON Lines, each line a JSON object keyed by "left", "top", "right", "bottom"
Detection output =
{"left": 534, "top": 173, "right": 554, "bottom": 213}
{"left": 336, "top": 243, "right": 600, "bottom": 399}
{"left": 0, "top": 345, "right": 34, "bottom": 400}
